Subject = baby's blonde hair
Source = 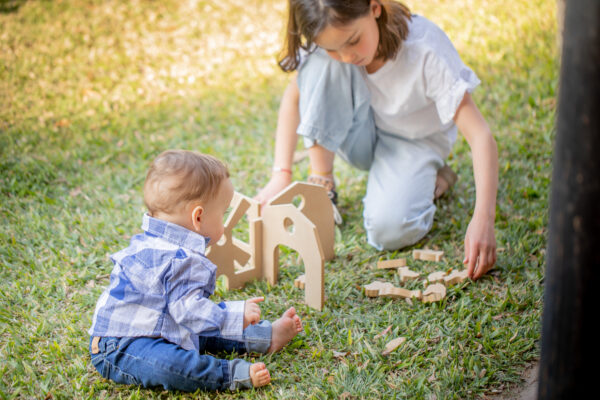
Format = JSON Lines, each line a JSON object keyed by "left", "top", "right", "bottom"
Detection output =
{"left": 143, "top": 150, "right": 230, "bottom": 216}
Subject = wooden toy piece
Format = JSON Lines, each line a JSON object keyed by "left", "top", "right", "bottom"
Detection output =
{"left": 294, "top": 274, "right": 306, "bottom": 290}
{"left": 427, "top": 271, "right": 447, "bottom": 284}
{"left": 413, "top": 249, "right": 444, "bottom": 262}
{"left": 267, "top": 181, "right": 335, "bottom": 261}
{"left": 364, "top": 281, "right": 394, "bottom": 297}
{"left": 443, "top": 269, "right": 469, "bottom": 286}
{"left": 379, "top": 285, "right": 422, "bottom": 300}
{"left": 381, "top": 337, "right": 406, "bottom": 356}
{"left": 377, "top": 258, "right": 407, "bottom": 269}
{"left": 207, "top": 192, "right": 262, "bottom": 290}
{"left": 261, "top": 203, "right": 325, "bottom": 311}
{"left": 422, "top": 283, "right": 447, "bottom": 303}
{"left": 398, "top": 267, "right": 420, "bottom": 283}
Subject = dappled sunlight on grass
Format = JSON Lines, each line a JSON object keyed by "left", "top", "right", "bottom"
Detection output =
{"left": 1, "top": 0, "right": 557, "bottom": 398}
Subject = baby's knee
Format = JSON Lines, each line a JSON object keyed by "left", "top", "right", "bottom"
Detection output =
{"left": 363, "top": 203, "right": 436, "bottom": 251}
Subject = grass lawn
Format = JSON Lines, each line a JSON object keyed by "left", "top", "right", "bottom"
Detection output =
{"left": 0, "top": 0, "right": 557, "bottom": 398}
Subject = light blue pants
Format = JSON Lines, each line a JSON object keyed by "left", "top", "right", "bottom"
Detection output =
{"left": 297, "top": 50, "right": 444, "bottom": 250}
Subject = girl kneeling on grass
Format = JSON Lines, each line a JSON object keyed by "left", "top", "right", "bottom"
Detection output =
{"left": 255, "top": 0, "right": 498, "bottom": 279}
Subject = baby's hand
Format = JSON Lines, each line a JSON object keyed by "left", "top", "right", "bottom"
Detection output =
{"left": 243, "top": 297, "right": 264, "bottom": 329}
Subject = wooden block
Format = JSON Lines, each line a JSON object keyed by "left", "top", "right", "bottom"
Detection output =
{"left": 422, "top": 283, "right": 447, "bottom": 303}
{"left": 379, "top": 285, "right": 421, "bottom": 300}
{"left": 413, "top": 249, "right": 444, "bottom": 262}
{"left": 377, "top": 258, "right": 407, "bottom": 269}
{"left": 427, "top": 271, "right": 447, "bottom": 284}
{"left": 381, "top": 337, "right": 406, "bottom": 356}
{"left": 294, "top": 274, "right": 306, "bottom": 290}
{"left": 398, "top": 267, "right": 420, "bottom": 283}
{"left": 443, "top": 269, "right": 469, "bottom": 286}
{"left": 364, "top": 281, "right": 394, "bottom": 297}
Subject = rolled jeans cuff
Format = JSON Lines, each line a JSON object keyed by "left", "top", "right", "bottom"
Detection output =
{"left": 227, "top": 358, "right": 253, "bottom": 390}
{"left": 243, "top": 320, "right": 272, "bottom": 354}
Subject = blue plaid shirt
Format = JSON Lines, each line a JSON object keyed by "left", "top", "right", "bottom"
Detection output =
{"left": 88, "top": 214, "right": 244, "bottom": 351}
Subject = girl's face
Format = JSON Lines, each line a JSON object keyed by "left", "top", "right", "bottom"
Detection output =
{"left": 314, "top": 1, "right": 381, "bottom": 69}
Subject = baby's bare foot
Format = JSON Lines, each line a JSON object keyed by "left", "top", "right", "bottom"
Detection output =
{"left": 250, "top": 362, "right": 271, "bottom": 388}
{"left": 268, "top": 307, "right": 303, "bottom": 353}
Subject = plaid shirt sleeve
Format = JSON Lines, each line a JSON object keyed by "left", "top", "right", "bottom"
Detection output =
{"left": 166, "top": 255, "right": 244, "bottom": 337}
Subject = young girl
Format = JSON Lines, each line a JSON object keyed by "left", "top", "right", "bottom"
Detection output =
{"left": 255, "top": 0, "right": 498, "bottom": 280}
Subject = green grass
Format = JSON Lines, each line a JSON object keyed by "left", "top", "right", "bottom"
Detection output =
{"left": 0, "top": 0, "right": 556, "bottom": 398}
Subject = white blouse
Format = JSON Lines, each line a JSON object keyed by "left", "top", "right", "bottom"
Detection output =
{"left": 362, "top": 15, "right": 480, "bottom": 158}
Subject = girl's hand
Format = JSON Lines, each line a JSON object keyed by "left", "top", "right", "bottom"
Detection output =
{"left": 243, "top": 297, "right": 264, "bottom": 329}
{"left": 254, "top": 173, "right": 292, "bottom": 207}
{"left": 463, "top": 213, "right": 496, "bottom": 280}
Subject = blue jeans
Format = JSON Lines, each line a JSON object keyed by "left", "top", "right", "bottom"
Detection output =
{"left": 89, "top": 321, "right": 271, "bottom": 392}
{"left": 297, "top": 49, "right": 444, "bottom": 250}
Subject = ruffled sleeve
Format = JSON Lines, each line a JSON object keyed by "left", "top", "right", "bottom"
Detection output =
{"left": 423, "top": 34, "right": 480, "bottom": 125}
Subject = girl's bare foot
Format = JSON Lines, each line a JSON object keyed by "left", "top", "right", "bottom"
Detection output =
{"left": 250, "top": 362, "right": 271, "bottom": 387}
{"left": 267, "top": 307, "right": 303, "bottom": 353}
{"left": 434, "top": 164, "right": 458, "bottom": 199}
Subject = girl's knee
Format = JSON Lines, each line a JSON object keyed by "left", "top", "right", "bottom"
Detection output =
{"left": 364, "top": 204, "right": 436, "bottom": 251}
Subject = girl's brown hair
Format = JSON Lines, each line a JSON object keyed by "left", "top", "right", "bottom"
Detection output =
{"left": 143, "top": 150, "right": 230, "bottom": 216}
{"left": 279, "top": 0, "right": 411, "bottom": 72}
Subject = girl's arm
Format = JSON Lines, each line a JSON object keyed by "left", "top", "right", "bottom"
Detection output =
{"left": 255, "top": 74, "right": 300, "bottom": 205}
{"left": 453, "top": 92, "right": 499, "bottom": 279}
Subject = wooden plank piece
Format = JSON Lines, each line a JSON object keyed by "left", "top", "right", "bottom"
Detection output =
{"left": 377, "top": 258, "right": 407, "bottom": 269}
{"left": 364, "top": 281, "right": 394, "bottom": 297}
{"left": 294, "top": 274, "right": 306, "bottom": 290}
{"left": 422, "top": 283, "right": 446, "bottom": 303}
{"left": 398, "top": 266, "right": 420, "bottom": 283}
{"left": 379, "top": 285, "right": 421, "bottom": 300}
{"left": 413, "top": 249, "right": 444, "bottom": 262}
{"left": 427, "top": 271, "right": 447, "bottom": 284}
{"left": 443, "top": 269, "right": 469, "bottom": 286}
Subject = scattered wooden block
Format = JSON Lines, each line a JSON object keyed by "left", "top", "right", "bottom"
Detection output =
{"left": 398, "top": 267, "right": 420, "bottom": 283}
{"left": 381, "top": 337, "right": 406, "bottom": 356}
{"left": 364, "top": 281, "right": 394, "bottom": 297}
{"left": 427, "top": 271, "right": 447, "bottom": 284}
{"left": 413, "top": 249, "right": 444, "bottom": 262}
{"left": 377, "top": 258, "right": 407, "bottom": 269}
{"left": 443, "top": 269, "right": 469, "bottom": 286}
{"left": 379, "top": 285, "right": 421, "bottom": 300}
{"left": 294, "top": 274, "right": 306, "bottom": 290}
{"left": 422, "top": 283, "right": 447, "bottom": 303}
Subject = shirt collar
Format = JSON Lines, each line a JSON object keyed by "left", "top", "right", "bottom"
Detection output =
{"left": 141, "top": 213, "right": 210, "bottom": 254}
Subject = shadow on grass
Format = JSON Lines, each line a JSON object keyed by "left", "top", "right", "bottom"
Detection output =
{"left": 0, "top": 0, "right": 25, "bottom": 13}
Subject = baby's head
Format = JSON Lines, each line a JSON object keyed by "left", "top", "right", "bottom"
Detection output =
{"left": 280, "top": 0, "right": 411, "bottom": 71}
{"left": 144, "top": 150, "right": 233, "bottom": 244}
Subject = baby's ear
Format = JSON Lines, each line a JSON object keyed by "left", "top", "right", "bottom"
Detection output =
{"left": 191, "top": 205, "right": 204, "bottom": 231}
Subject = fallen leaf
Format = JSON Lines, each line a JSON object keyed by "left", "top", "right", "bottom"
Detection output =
{"left": 374, "top": 325, "right": 392, "bottom": 340}
{"left": 381, "top": 337, "right": 406, "bottom": 356}
{"left": 333, "top": 350, "right": 348, "bottom": 358}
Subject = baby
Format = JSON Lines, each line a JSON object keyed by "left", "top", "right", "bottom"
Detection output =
{"left": 88, "top": 149, "right": 302, "bottom": 392}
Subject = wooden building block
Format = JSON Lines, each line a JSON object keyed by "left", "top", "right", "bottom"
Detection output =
{"left": 267, "top": 181, "right": 335, "bottom": 261}
{"left": 427, "top": 271, "right": 447, "bottom": 284}
{"left": 443, "top": 269, "right": 469, "bottom": 286}
{"left": 364, "top": 281, "right": 394, "bottom": 297}
{"left": 294, "top": 274, "right": 306, "bottom": 290}
{"left": 262, "top": 203, "right": 325, "bottom": 311}
{"left": 398, "top": 267, "right": 420, "bottom": 283}
{"left": 422, "top": 283, "right": 447, "bottom": 303}
{"left": 381, "top": 337, "right": 406, "bottom": 356}
{"left": 377, "top": 258, "right": 407, "bottom": 269}
{"left": 413, "top": 249, "right": 444, "bottom": 262}
{"left": 379, "top": 285, "right": 422, "bottom": 300}
{"left": 207, "top": 192, "right": 262, "bottom": 290}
